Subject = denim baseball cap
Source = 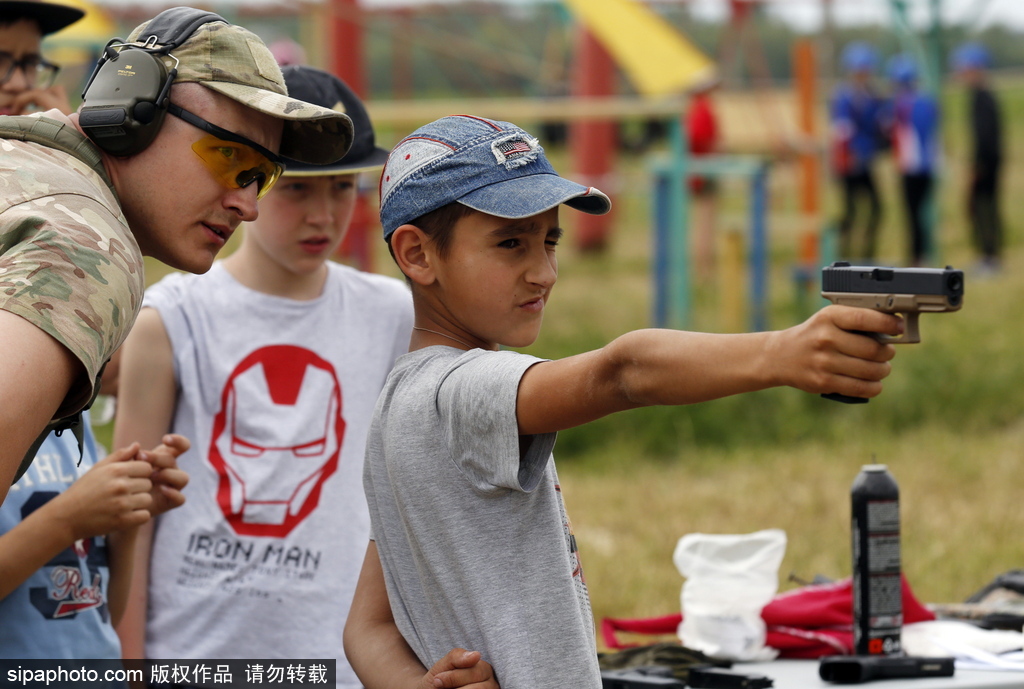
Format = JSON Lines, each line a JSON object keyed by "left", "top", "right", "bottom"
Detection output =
{"left": 379, "top": 115, "right": 611, "bottom": 239}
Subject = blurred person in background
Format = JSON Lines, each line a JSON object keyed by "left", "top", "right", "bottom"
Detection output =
{"left": 886, "top": 54, "right": 940, "bottom": 267}
{"left": 952, "top": 42, "right": 1004, "bottom": 275}
{"left": 830, "top": 41, "right": 888, "bottom": 261}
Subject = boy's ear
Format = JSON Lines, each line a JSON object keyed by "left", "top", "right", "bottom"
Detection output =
{"left": 390, "top": 224, "right": 435, "bottom": 286}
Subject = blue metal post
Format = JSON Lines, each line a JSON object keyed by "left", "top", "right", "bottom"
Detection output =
{"left": 750, "top": 165, "right": 769, "bottom": 331}
{"left": 652, "top": 169, "right": 671, "bottom": 327}
{"left": 666, "top": 116, "right": 689, "bottom": 330}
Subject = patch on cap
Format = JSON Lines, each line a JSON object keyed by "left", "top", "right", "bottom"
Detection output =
{"left": 491, "top": 133, "right": 540, "bottom": 170}
{"left": 247, "top": 37, "right": 280, "bottom": 82}
{"left": 380, "top": 137, "right": 455, "bottom": 204}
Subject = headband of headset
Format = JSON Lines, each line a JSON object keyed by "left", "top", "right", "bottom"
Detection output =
{"left": 78, "top": 7, "right": 228, "bottom": 157}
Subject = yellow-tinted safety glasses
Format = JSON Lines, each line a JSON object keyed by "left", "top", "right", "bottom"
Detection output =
{"left": 167, "top": 103, "right": 285, "bottom": 200}
{"left": 191, "top": 135, "right": 283, "bottom": 200}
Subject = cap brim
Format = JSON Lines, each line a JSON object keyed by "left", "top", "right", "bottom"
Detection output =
{"left": 201, "top": 81, "right": 354, "bottom": 166}
{"left": 283, "top": 146, "right": 390, "bottom": 177}
{"left": 5, "top": 1, "right": 84, "bottom": 34}
{"left": 458, "top": 173, "right": 611, "bottom": 219}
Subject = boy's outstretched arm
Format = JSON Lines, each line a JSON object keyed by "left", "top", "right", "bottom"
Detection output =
{"left": 517, "top": 305, "right": 902, "bottom": 435}
{"left": 345, "top": 542, "right": 500, "bottom": 689}
{"left": 113, "top": 306, "right": 180, "bottom": 657}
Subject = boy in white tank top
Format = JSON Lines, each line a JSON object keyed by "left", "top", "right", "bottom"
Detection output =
{"left": 114, "top": 67, "right": 496, "bottom": 689}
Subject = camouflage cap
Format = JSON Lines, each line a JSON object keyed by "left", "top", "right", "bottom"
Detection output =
{"left": 126, "top": 16, "right": 353, "bottom": 165}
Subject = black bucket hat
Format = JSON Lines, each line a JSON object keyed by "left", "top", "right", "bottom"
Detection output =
{"left": 280, "top": 65, "right": 389, "bottom": 176}
{"left": 0, "top": 0, "right": 84, "bottom": 35}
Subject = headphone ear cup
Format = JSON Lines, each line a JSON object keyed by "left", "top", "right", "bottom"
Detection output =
{"left": 79, "top": 48, "right": 170, "bottom": 157}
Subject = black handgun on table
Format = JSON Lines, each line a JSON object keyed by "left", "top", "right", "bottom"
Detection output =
{"left": 819, "top": 655, "right": 955, "bottom": 684}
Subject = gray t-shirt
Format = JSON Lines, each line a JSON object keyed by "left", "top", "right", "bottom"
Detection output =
{"left": 363, "top": 346, "right": 599, "bottom": 689}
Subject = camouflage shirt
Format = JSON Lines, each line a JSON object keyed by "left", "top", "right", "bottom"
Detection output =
{"left": 0, "top": 111, "right": 144, "bottom": 418}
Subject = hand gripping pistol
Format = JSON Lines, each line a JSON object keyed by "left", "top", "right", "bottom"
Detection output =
{"left": 821, "top": 261, "right": 964, "bottom": 403}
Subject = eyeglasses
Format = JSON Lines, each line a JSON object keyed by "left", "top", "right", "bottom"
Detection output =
{"left": 167, "top": 103, "right": 284, "bottom": 200}
{"left": 0, "top": 52, "right": 60, "bottom": 89}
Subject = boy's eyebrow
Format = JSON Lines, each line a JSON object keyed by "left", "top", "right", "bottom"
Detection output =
{"left": 488, "top": 223, "right": 564, "bottom": 241}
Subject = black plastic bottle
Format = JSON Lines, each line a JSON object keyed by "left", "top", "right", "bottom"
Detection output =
{"left": 851, "top": 464, "right": 902, "bottom": 656}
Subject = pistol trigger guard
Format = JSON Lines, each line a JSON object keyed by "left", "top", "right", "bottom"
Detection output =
{"left": 874, "top": 312, "right": 920, "bottom": 344}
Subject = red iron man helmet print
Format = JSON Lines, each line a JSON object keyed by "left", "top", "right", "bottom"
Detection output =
{"left": 209, "top": 345, "right": 346, "bottom": 537}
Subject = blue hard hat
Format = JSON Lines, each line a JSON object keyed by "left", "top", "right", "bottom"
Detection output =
{"left": 841, "top": 42, "right": 879, "bottom": 74}
{"left": 887, "top": 54, "right": 918, "bottom": 84}
{"left": 951, "top": 42, "right": 991, "bottom": 71}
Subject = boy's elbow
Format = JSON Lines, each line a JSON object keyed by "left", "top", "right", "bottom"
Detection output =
{"left": 343, "top": 608, "right": 365, "bottom": 652}
{"left": 600, "top": 332, "right": 652, "bottom": 408}
{"left": 342, "top": 616, "right": 365, "bottom": 670}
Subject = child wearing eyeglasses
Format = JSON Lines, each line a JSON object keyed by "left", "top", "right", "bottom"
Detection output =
{"left": 0, "top": 0, "right": 77, "bottom": 116}
{"left": 114, "top": 67, "right": 496, "bottom": 689}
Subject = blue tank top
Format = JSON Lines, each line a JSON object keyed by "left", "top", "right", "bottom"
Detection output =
{"left": 0, "top": 414, "right": 121, "bottom": 659}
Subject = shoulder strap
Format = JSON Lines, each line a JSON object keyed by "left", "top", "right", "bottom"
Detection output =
{"left": 0, "top": 116, "right": 116, "bottom": 198}
{"left": 13, "top": 415, "right": 87, "bottom": 484}
{"left": 11, "top": 361, "right": 108, "bottom": 486}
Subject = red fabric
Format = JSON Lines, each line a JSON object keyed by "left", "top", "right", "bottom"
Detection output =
{"left": 601, "top": 575, "right": 935, "bottom": 659}
{"left": 687, "top": 94, "right": 718, "bottom": 156}
{"left": 686, "top": 93, "right": 718, "bottom": 193}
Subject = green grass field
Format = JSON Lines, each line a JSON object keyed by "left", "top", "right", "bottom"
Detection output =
{"left": 103, "top": 77, "right": 1024, "bottom": 650}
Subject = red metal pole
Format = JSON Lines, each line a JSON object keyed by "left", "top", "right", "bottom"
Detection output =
{"left": 794, "top": 39, "right": 820, "bottom": 267}
{"left": 330, "top": 0, "right": 365, "bottom": 96}
{"left": 569, "top": 27, "right": 616, "bottom": 253}
{"left": 329, "top": 0, "right": 374, "bottom": 272}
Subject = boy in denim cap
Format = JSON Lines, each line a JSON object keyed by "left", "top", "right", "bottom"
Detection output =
{"left": 345, "top": 115, "right": 902, "bottom": 688}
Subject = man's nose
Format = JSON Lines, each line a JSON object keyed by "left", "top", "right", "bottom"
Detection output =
{"left": 225, "top": 183, "right": 260, "bottom": 222}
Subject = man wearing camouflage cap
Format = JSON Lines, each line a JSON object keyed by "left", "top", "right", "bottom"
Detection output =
{"left": 0, "top": 5, "right": 353, "bottom": 505}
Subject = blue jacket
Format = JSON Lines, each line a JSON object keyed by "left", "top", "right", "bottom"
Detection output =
{"left": 890, "top": 88, "right": 940, "bottom": 174}
{"left": 831, "top": 84, "right": 888, "bottom": 174}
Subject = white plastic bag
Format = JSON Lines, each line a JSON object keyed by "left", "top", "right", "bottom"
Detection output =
{"left": 673, "top": 528, "right": 787, "bottom": 661}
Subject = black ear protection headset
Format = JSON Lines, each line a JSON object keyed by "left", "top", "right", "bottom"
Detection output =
{"left": 78, "top": 7, "right": 228, "bottom": 157}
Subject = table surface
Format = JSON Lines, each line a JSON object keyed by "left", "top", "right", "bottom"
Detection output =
{"left": 735, "top": 659, "right": 1024, "bottom": 688}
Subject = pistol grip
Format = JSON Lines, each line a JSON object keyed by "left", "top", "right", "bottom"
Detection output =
{"left": 875, "top": 312, "right": 920, "bottom": 344}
